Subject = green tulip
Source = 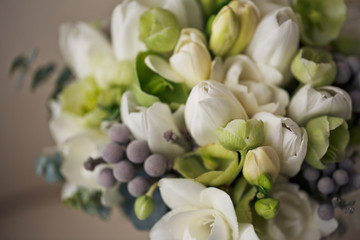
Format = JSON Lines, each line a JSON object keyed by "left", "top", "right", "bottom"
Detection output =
{"left": 291, "top": 47, "right": 336, "bottom": 87}
{"left": 139, "top": 8, "right": 180, "bottom": 52}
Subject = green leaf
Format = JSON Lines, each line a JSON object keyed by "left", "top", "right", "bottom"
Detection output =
{"left": 234, "top": 178, "right": 257, "bottom": 223}
{"left": 174, "top": 143, "right": 241, "bottom": 186}
{"left": 32, "top": 62, "right": 56, "bottom": 91}
{"left": 51, "top": 66, "right": 74, "bottom": 99}
{"left": 34, "top": 156, "right": 48, "bottom": 175}
{"left": 9, "top": 49, "right": 38, "bottom": 90}
{"left": 9, "top": 55, "right": 27, "bottom": 75}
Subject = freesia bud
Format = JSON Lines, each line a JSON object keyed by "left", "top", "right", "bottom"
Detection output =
{"left": 255, "top": 198, "right": 280, "bottom": 220}
{"left": 209, "top": 6, "right": 239, "bottom": 56}
{"left": 243, "top": 146, "right": 280, "bottom": 186}
{"left": 246, "top": 7, "right": 300, "bottom": 86}
{"left": 226, "top": 0, "right": 260, "bottom": 56}
{"left": 216, "top": 119, "right": 264, "bottom": 151}
{"left": 291, "top": 47, "right": 336, "bottom": 87}
{"left": 170, "top": 29, "right": 211, "bottom": 88}
{"left": 292, "top": 0, "right": 346, "bottom": 46}
{"left": 305, "top": 116, "right": 349, "bottom": 169}
{"left": 139, "top": 8, "right": 180, "bottom": 53}
{"left": 288, "top": 84, "right": 352, "bottom": 126}
{"left": 134, "top": 195, "right": 155, "bottom": 220}
{"left": 185, "top": 80, "right": 248, "bottom": 146}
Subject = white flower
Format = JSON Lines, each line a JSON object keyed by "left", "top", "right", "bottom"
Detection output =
{"left": 121, "top": 91, "right": 185, "bottom": 160}
{"left": 185, "top": 80, "right": 248, "bottom": 146}
{"left": 252, "top": 112, "right": 307, "bottom": 177}
{"left": 252, "top": 0, "right": 290, "bottom": 17}
{"left": 49, "top": 100, "right": 88, "bottom": 145}
{"left": 262, "top": 178, "right": 338, "bottom": 240}
{"left": 246, "top": 7, "right": 299, "bottom": 86}
{"left": 150, "top": 178, "right": 259, "bottom": 240}
{"left": 288, "top": 84, "right": 352, "bottom": 126}
{"left": 59, "top": 22, "right": 114, "bottom": 80}
{"left": 226, "top": 80, "right": 289, "bottom": 117}
{"left": 145, "top": 28, "right": 211, "bottom": 88}
{"left": 60, "top": 131, "right": 108, "bottom": 190}
{"left": 111, "top": 0, "right": 203, "bottom": 61}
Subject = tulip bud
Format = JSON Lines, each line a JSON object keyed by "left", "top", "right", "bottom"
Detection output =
{"left": 305, "top": 116, "right": 350, "bottom": 169}
{"left": 216, "top": 119, "right": 264, "bottom": 151}
{"left": 255, "top": 198, "right": 280, "bottom": 220}
{"left": 139, "top": 8, "right": 180, "bottom": 53}
{"left": 226, "top": 0, "right": 260, "bottom": 56}
{"left": 185, "top": 80, "right": 248, "bottom": 146}
{"left": 209, "top": 6, "right": 239, "bottom": 56}
{"left": 291, "top": 47, "right": 336, "bottom": 87}
{"left": 134, "top": 195, "right": 155, "bottom": 220}
{"left": 170, "top": 28, "right": 212, "bottom": 88}
{"left": 243, "top": 146, "right": 280, "bottom": 186}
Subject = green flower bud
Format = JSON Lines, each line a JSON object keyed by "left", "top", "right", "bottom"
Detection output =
{"left": 292, "top": 0, "right": 347, "bottom": 46}
{"left": 226, "top": 0, "right": 260, "bottom": 56}
{"left": 210, "top": 6, "right": 239, "bottom": 56}
{"left": 305, "top": 116, "right": 350, "bottom": 169}
{"left": 139, "top": 8, "right": 180, "bottom": 53}
{"left": 291, "top": 47, "right": 336, "bottom": 87}
{"left": 216, "top": 119, "right": 264, "bottom": 152}
{"left": 61, "top": 76, "right": 99, "bottom": 116}
{"left": 200, "top": 0, "right": 229, "bottom": 18}
{"left": 255, "top": 198, "right": 280, "bottom": 220}
{"left": 258, "top": 174, "right": 273, "bottom": 192}
{"left": 243, "top": 146, "right": 280, "bottom": 186}
{"left": 134, "top": 195, "right": 155, "bottom": 220}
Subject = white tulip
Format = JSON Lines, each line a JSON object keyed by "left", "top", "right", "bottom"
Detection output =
{"left": 252, "top": 112, "right": 307, "bottom": 177}
{"left": 121, "top": 91, "right": 186, "bottom": 160}
{"left": 252, "top": 0, "right": 290, "bottom": 17}
{"left": 59, "top": 22, "right": 114, "bottom": 80}
{"left": 150, "top": 178, "right": 259, "bottom": 240}
{"left": 226, "top": 80, "right": 289, "bottom": 117}
{"left": 145, "top": 28, "right": 211, "bottom": 88}
{"left": 185, "top": 80, "right": 248, "bottom": 146}
{"left": 262, "top": 177, "right": 338, "bottom": 240}
{"left": 288, "top": 84, "right": 352, "bottom": 126}
{"left": 246, "top": 7, "right": 299, "bottom": 86}
{"left": 60, "top": 131, "right": 109, "bottom": 190}
{"left": 111, "top": 0, "right": 203, "bottom": 61}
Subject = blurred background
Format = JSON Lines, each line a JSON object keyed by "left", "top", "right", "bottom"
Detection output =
{"left": 0, "top": 0, "right": 359, "bottom": 240}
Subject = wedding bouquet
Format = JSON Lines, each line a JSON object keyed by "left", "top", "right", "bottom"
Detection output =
{"left": 11, "top": 0, "right": 360, "bottom": 239}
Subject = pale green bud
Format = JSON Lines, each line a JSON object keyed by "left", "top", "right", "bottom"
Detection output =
{"left": 139, "top": 8, "right": 180, "bottom": 52}
{"left": 134, "top": 195, "right": 155, "bottom": 220}
{"left": 243, "top": 146, "right": 280, "bottom": 186}
{"left": 216, "top": 119, "right": 264, "bottom": 152}
{"left": 291, "top": 47, "right": 336, "bottom": 87}
{"left": 305, "top": 116, "right": 349, "bottom": 169}
{"left": 210, "top": 6, "right": 239, "bottom": 56}
{"left": 255, "top": 198, "right": 280, "bottom": 220}
{"left": 258, "top": 173, "right": 273, "bottom": 192}
{"left": 61, "top": 76, "right": 99, "bottom": 116}
{"left": 226, "top": 0, "right": 260, "bottom": 56}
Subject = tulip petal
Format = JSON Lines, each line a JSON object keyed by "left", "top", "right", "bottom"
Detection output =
{"left": 208, "top": 215, "right": 231, "bottom": 240}
{"left": 158, "top": 178, "right": 205, "bottom": 209}
{"left": 145, "top": 55, "right": 184, "bottom": 83}
{"left": 238, "top": 224, "right": 260, "bottom": 240}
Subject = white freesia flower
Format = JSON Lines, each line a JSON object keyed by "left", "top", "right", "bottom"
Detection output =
{"left": 49, "top": 100, "right": 87, "bottom": 145}
{"left": 246, "top": 7, "right": 299, "bottom": 86}
{"left": 252, "top": 112, "right": 307, "bottom": 177}
{"left": 121, "top": 91, "right": 185, "bottom": 160}
{"left": 262, "top": 178, "right": 338, "bottom": 240}
{"left": 111, "top": 0, "right": 203, "bottom": 61}
{"left": 60, "top": 131, "right": 108, "bottom": 190}
{"left": 59, "top": 22, "right": 114, "bottom": 80}
{"left": 288, "top": 84, "right": 352, "bottom": 126}
{"left": 210, "top": 55, "right": 264, "bottom": 83}
{"left": 145, "top": 28, "right": 211, "bottom": 88}
{"left": 150, "top": 178, "right": 259, "bottom": 240}
{"left": 185, "top": 80, "right": 248, "bottom": 146}
{"left": 226, "top": 80, "right": 289, "bottom": 117}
